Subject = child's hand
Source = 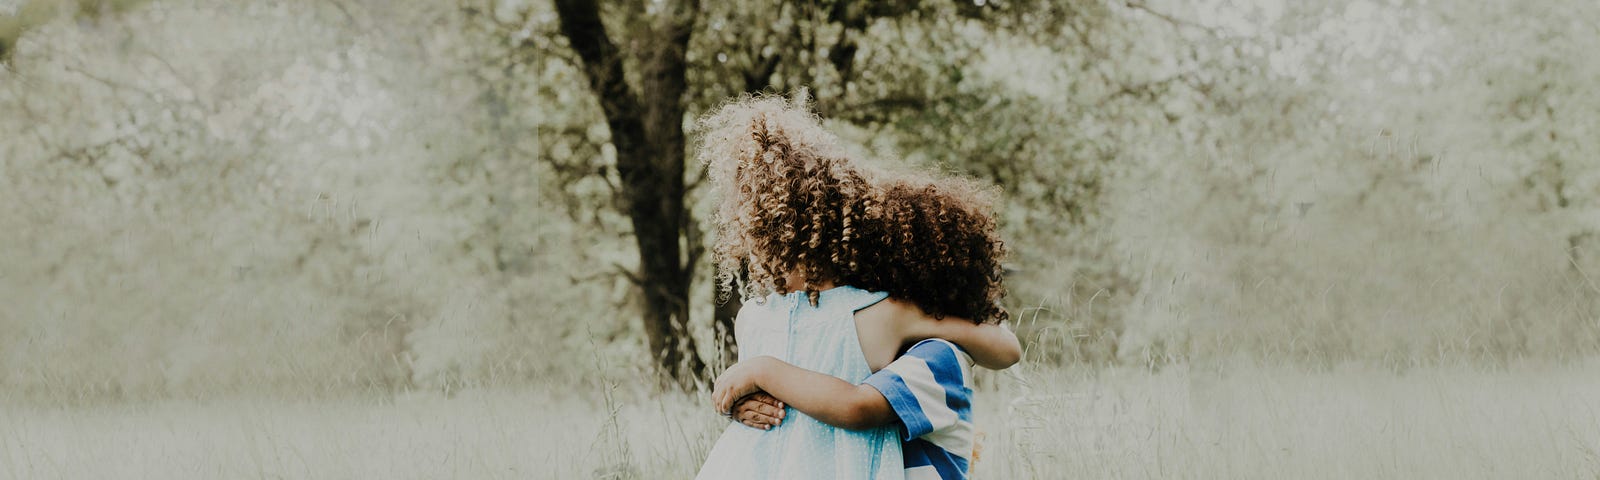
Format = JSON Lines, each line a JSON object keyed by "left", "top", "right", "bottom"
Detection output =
{"left": 731, "top": 392, "right": 786, "bottom": 430}
{"left": 712, "top": 356, "right": 772, "bottom": 416}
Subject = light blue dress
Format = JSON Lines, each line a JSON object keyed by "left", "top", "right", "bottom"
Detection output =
{"left": 695, "top": 285, "right": 905, "bottom": 480}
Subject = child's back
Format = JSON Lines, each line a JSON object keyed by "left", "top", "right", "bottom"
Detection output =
{"left": 695, "top": 286, "right": 903, "bottom": 479}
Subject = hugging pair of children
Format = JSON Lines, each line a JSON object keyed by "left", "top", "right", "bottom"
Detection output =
{"left": 694, "top": 96, "right": 1020, "bottom": 480}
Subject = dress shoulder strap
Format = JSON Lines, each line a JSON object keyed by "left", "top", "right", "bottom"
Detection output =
{"left": 828, "top": 285, "right": 889, "bottom": 313}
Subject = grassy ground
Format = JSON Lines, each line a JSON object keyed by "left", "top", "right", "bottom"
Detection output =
{"left": 4, "top": 359, "right": 1599, "bottom": 479}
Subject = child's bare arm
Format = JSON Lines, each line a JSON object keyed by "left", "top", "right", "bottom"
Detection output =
{"left": 861, "top": 298, "right": 1020, "bottom": 370}
{"left": 714, "top": 356, "right": 895, "bottom": 430}
{"left": 908, "top": 317, "right": 1021, "bottom": 369}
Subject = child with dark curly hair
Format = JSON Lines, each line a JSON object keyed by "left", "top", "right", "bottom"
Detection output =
{"left": 694, "top": 96, "right": 1020, "bottom": 480}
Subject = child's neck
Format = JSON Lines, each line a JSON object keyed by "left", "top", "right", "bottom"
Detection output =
{"left": 782, "top": 273, "right": 836, "bottom": 292}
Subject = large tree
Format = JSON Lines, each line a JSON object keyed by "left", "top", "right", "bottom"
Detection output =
{"left": 547, "top": 0, "right": 1063, "bottom": 385}
{"left": 551, "top": 0, "right": 707, "bottom": 385}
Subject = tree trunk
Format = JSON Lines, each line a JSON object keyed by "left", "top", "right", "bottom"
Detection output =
{"left": 554, "top": 0, "right": 705, "bottom": 387}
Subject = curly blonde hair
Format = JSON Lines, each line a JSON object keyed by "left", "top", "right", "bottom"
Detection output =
{"left": 697, "top": 96, "right": 1008, "bottom": 324}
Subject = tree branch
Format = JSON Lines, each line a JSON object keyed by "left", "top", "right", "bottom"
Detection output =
{"left": 1122, "top": 1, "right": 1221, "bottom": 36}
{"left": 552, "top": 0, "right": 650, "bottom": 176}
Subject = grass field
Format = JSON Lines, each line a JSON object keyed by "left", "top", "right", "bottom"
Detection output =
{"left": 5, "top": 359, "right": 1598, "bottom": 479}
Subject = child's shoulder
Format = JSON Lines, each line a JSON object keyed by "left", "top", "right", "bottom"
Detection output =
{"left": 862, "top": 297, "right": 972, "bottom": 329}
{"left": 857, "top": 296, "right": 921, "bottom": 319}
{"left": 734, "top": 293, "right": 789, "bottom": 324}
{"left": 737, "top": 291, "right": 788, "bottom": 310}
{"left": 904, "top": 338, "right": 972, "bottom": 365}
{"left": 854, "top": 296, "right": 932, "bottom": 334}
{"left": 906, "top": 337, "right": 961, "bottom": 353}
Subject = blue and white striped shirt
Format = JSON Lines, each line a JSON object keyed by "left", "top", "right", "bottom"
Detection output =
{"left": 863, "top": 339, "right": 976, "bottom": 480}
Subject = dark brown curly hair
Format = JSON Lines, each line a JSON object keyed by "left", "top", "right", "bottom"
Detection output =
{"left": 697, "top": 96, "right": 1008, "bottom": 324}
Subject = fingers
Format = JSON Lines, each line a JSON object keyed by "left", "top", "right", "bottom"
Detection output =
{"left": 714, "top": 388, "right": 731, "bottom": 416}
{"left": 736, "top": 406, "right": 783, "bottom": 429}
{"left": 711, "top": 371, "right": 735, "bottom": 415}
{"left": 747, "top": 398, "right": 785, "bottom": 422}
{"left": 730, "top": 394, "right": 785, "bottom": 429}
{"left": 748, "top": 392, "right": 783, "bottom": 409}
{"left": 712, "top": 384, "right": 729, "bottom": 415}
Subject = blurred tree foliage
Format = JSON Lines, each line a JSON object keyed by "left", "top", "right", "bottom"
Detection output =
{"left": 1, "top": 0, "right": 1596, "bottom": 399}
{"left": 522, "top": 0, "right": 1600, "bottom": 372}
{"left": 0, "top": 1, "right": 147, "bottom": 59}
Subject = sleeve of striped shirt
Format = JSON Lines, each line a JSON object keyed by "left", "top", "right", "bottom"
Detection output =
{"left": 862, "top": 339, "right": 973, "bottom": 439}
